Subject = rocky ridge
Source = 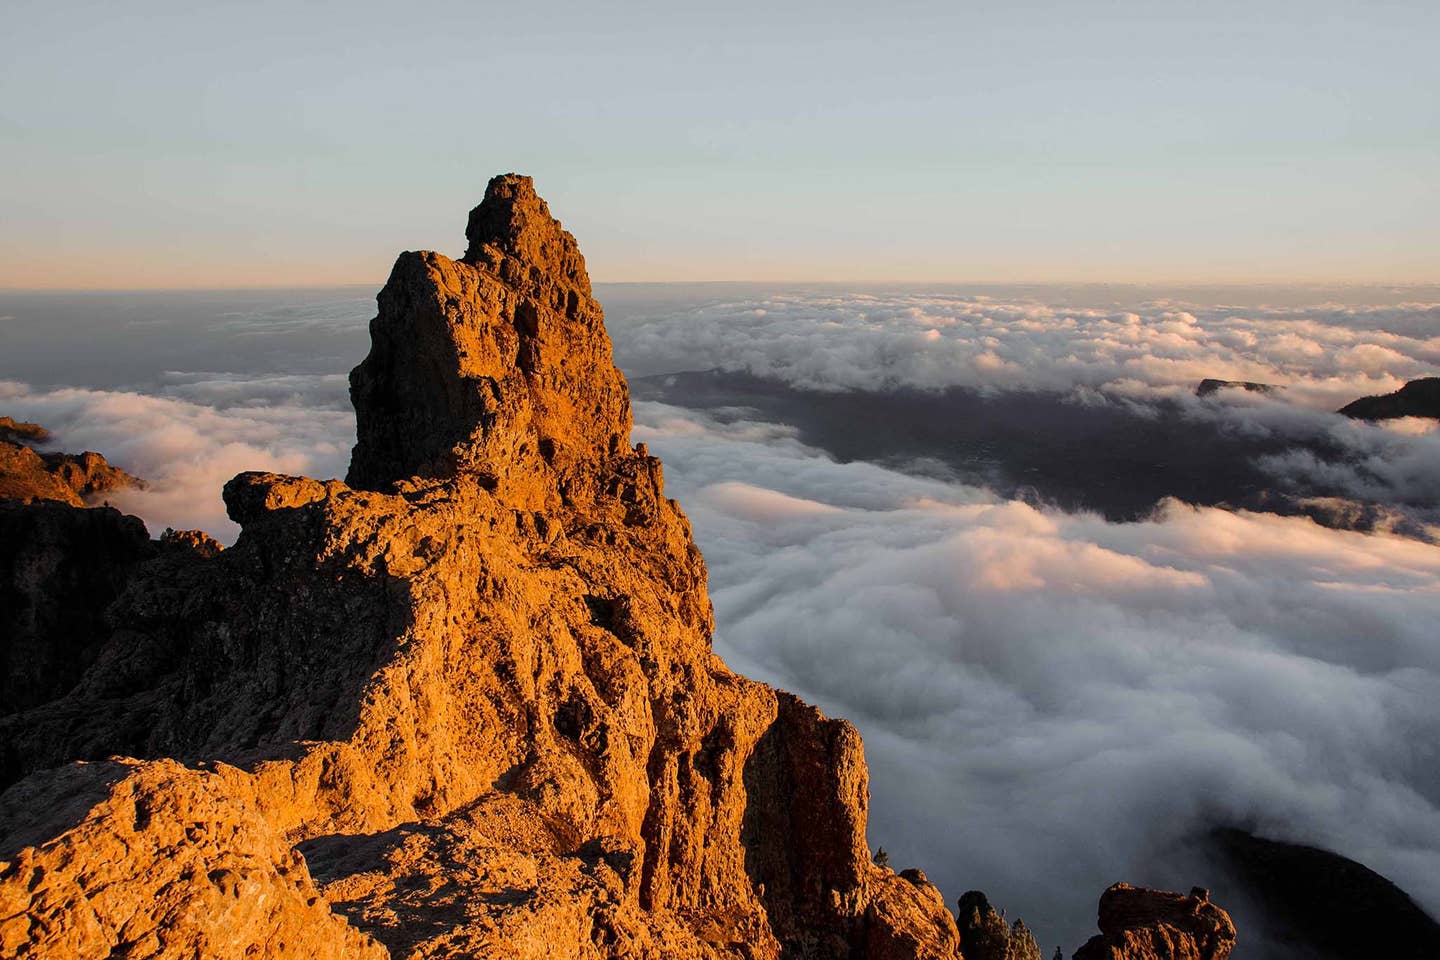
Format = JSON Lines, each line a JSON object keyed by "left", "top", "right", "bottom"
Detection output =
{"left": 1, "top": 427, "right": 180, "bottom": 718}
{"left": 1193, "top": 379, "right": 1277, "bottom": 398}
{"left": 1209, "top": 828, "right": 1440, "bottom": 959}
{"left": 1339, "top": 376, "right": 1440, "bottom": 420}
{"left": 1073, "top": 885, "right": 1235, "bottom": 960}
{"left": 0, "top": 176, "right": 1233, "bottom": 960}
{"left": 0, "top": 417, "right": 142, "bottom": 507}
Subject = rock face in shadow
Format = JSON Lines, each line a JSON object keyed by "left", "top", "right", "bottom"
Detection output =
{"left": 1338, "top": 376, "right": 1440, "bottom": 420}
{"left": 1073, "top": 884, "right": 1235, "bottom": 960}
{"left": 955, "top": 890, "right": 1041, "bottom": 960}
{"left": 0, "top": 427, "right": 153, "bottom": 718}
{"left": 1209, "top": 828, "right": 1440, "bottom": 960}
{"left": 0, "top": 176, "right": 962, "bottom": 959}
{"left": 0, "top": 501, "right": 154, "bottom": 717}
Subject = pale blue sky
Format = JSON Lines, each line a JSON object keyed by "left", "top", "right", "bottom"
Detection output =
{"left": 3, "top": 0, "right": 1436, "bottom": 286}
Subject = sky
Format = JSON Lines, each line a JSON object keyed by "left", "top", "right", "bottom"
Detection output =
{"left": 2, "top": 0, "right": 1437, "bottom": 288}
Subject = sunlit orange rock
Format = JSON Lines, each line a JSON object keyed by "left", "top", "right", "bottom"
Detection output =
{"left": 1073, "top": 883, "right": 1236, "bottom": 960}
{"left": 0, "top": 175, "right": 963, "bottom": 959}
{"left": 0, "top": 418, "right": 141, "bottom": 507}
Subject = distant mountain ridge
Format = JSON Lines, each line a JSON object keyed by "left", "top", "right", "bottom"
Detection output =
{"left": 1339, "top": 376, "right": 1440, "bottom": 420}
{"left": 1209, "top": 828, "right": 1440, "bottom": 960}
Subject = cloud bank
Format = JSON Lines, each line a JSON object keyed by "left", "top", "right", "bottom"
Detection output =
{"left": 0, "top": 378, "right": 353, "bottom": 541}
{"left": 610, "top": 291, "right": 1440, "bottom": 409}
{"left": 633, "top": 401, "right": 1440, "bottom": 951}
{"left": 3, "top": 287, "right": 1439, "bottom": 954}
{"left": 613, "top": 291, "right": 1440, "bottom": 540}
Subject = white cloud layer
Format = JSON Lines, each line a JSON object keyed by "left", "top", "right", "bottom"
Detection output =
{"left": 1177, "top": 394, "right": 1440, "bottom": 518}
{"left": 610, "top": 292, "right": 1440, "bottom": 410}
{"left": 0, "top": 379, "right": 353, "bottom": 541}
{"left": 633, "top": 401, "right": 1440, "bottom": 951}
{"left": 3, "top": 288, "right": 1439, "bottom": 953}
{"left": 612, "top": 292, "right": 1440, "bottom": 536}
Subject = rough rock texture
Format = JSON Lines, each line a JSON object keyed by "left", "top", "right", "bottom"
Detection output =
{"left": 1073, "top": 884, "right": 1235, "bottom": 960}
{"left": 0, "top": 759, "right": 386, "bottom": 960}
{"left": 0, "top": 418, "right": 50, "bottom": 446}
{"left": 954, "top": 891, "right": 1040, "bottom": 960}
{"left": 0, "top": 175, "right": 962, "bottom": 959}
{"left": 0, "top": 420, "right": 142, "bottom": 506}
{"left": 1338, "top": 376, "right": 1440, "bottom": 420}
{"left": 0, "top": 501, "right": 154, "bottom": 717}
{"left": 863, "top": 870, "right": 963, "bottom": 960}
{"left": 347, "top": 174, "right": 628, "bottom": 494}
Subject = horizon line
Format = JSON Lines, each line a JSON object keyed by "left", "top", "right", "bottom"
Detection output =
{"left": 3, "top": 277, "right": 1439, "bottom": 294}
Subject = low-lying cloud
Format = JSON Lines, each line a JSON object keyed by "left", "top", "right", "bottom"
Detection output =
{"left": 3, "top": 287, "right": 1439, "bottom": 954}
{"left": 609, "top": 291, "right": 1440, "bottom": 410}
{"left": 613, "top": 292, "right": 1440, "bottom": 541}
{"left": 633, "top": 401, "right": 1440, "bottom": 951}
{"left": 0, "top": 378, "right": 352, "bottom": 541}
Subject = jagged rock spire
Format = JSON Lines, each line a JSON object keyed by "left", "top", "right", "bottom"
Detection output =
{"left": 2, "top": 174, "right": 978, "bottom": 960}
{"left": 346, "top": 174, "right": 630, "bottom": 492}
{"left": 462, "top": 174, "right": 591, "bottom": 293}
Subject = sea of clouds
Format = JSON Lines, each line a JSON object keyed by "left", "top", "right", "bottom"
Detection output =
{"left": 633, "top": 401, "right": 1440, "bottom": 950}
{"left": 609, "top": 289, "right": 1440, "bottom": 409}
{"left": 0, "top": 289, "right": 368, "bottom": 538}
{"left": 2, "top": 286, "right": 1438, "bottom": 951}
{"left": 0, "top": 376, "right": 353, "bottom": 538}
{"left": 609, "top": 289, "right": 1440, "bottom": 534}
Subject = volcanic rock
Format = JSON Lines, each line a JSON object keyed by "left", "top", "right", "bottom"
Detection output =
{"left": 0, "top": 758, "right": 386, "bottom": 960}
{"left": 347, "top": 174, "right": 628, "bottom": 493}
{"left": 0, "top": 426, "right": 173, "bottom": 720}
{"left": 0, "top": 418, "right": 142, "bottom": 506}
{"left": 0, "top": 175, "right": 963, "bottom": 959}
{"left": 0, "top": 500, "right": 154, "bottom": 717}
{"left": 1338, "top": 376, "right": 1440, "bottom": 420}
{"left": 955, "top": 890, "right": 1040, "bottom": 960}
{"left": 1073, "top": 883, "right": 1235, "bottom": 960}
{"left": 0, "top": 418, "right": 49, "bottom": 445}
{"left": 1194, "top": 379, "right": 1276, "bottom": 398}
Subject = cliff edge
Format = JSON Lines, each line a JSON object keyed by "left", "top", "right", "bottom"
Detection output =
{"left": 0, "top": 176, "right": 961, "bottom": 959}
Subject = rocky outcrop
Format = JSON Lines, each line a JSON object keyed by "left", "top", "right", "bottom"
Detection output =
{"left": 1194, "top": 379, "right": 1276, "bottom": 398}
{"left": 0, "top": 418, "right": 142, "bottom": 507}
{"left": 865, "top": 870, "right": 963, "bottom": 960}
{"left": 954, "top": 891, "right": 1040, "bottom": 960}
{"left": 0, "top": 759, "right": 386, "bottom": 960}
{"left": 0, "top": 175, "right": 962, "bottom": 959}
{"left": 0, "top": 418, "right": 50, "bottom": 445}
{"left": 346, "top": 174, "right": 628, "bottom": 494}
{"left": 1073, "top": 884, "right": 1235, "bottom": 960}
{"left": 1338, "top": 376, "right": 1440, "bottom": 420}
